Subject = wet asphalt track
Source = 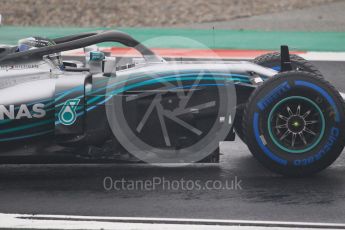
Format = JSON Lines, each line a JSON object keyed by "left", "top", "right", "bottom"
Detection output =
{"left": 0, "top": 61, "right": 345, "bottom": 223}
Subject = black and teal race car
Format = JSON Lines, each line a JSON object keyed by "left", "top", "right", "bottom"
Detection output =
{"left": 0, "top": 30, "right": 344, "bottom": 176}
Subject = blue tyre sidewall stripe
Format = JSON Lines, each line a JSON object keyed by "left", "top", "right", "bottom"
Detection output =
{"left": 253, "top": 112, "right": 288, "bottom": 165}
{"left": 252, "top": 79, "right": 341, "bottom": 167}
{"left": 295, "top": 80, "right": 340, "bottom": 122}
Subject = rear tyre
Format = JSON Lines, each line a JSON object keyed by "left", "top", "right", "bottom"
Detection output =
{"left": 243, "top": 71, "right": 345, "bottom": 176}
{"left": 253, "top": 52, "right": 322, "bottom": 76}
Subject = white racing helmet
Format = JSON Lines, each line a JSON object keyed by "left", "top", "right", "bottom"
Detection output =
{"left": 17, "top": 36, "right": 63, "bottom": 68}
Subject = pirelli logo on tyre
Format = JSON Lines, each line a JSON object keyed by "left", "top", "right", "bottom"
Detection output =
{"left": 257, "top": 81, "right": 291, "bottom": 111}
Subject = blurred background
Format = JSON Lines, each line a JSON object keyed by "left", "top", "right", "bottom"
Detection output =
{"left": 2, "top": 1, "right": 345, "bottom": 227}
{"left": 0, "top": 0, "right": 341, "bottom": 29}
{"left": 1, "top": 0, "right": 345, "bottom": 52}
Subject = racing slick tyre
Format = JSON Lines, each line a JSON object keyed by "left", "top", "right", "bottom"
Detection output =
{"left": 243, "top": 71, "right": 345, "bottom": 176}
{"left": 253, "top": 52, "right": 322, "bottom": 76}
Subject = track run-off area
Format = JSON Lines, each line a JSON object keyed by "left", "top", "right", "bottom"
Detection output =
{"left": 1, "top": 26, "right": 345, "bottom": 228}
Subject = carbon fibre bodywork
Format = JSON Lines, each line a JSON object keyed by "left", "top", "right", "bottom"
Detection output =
{"left": 0, "top": 31, "right": 277, "bottom": 160}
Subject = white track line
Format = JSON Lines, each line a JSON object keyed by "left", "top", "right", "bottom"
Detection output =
{"left": 63, "top": 49, "right": 345, "bottom": 61}
{"left": 1, "top": 213, "right": 345, "bottom": 230}
{"left": 300, "top": 52, "right": 345, "bottom": 62}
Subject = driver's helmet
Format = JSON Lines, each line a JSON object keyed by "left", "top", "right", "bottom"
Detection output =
{"left": 17, "top": 37, "right": 63, "bottom": 68}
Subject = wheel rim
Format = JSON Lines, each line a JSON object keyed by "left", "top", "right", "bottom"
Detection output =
{"left": 268, "top": 96, "right": 325, "bottom": 154}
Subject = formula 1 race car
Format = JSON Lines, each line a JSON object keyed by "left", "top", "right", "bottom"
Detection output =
{"left": 0, "top": 30, "right": 344, "bottom": 176}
